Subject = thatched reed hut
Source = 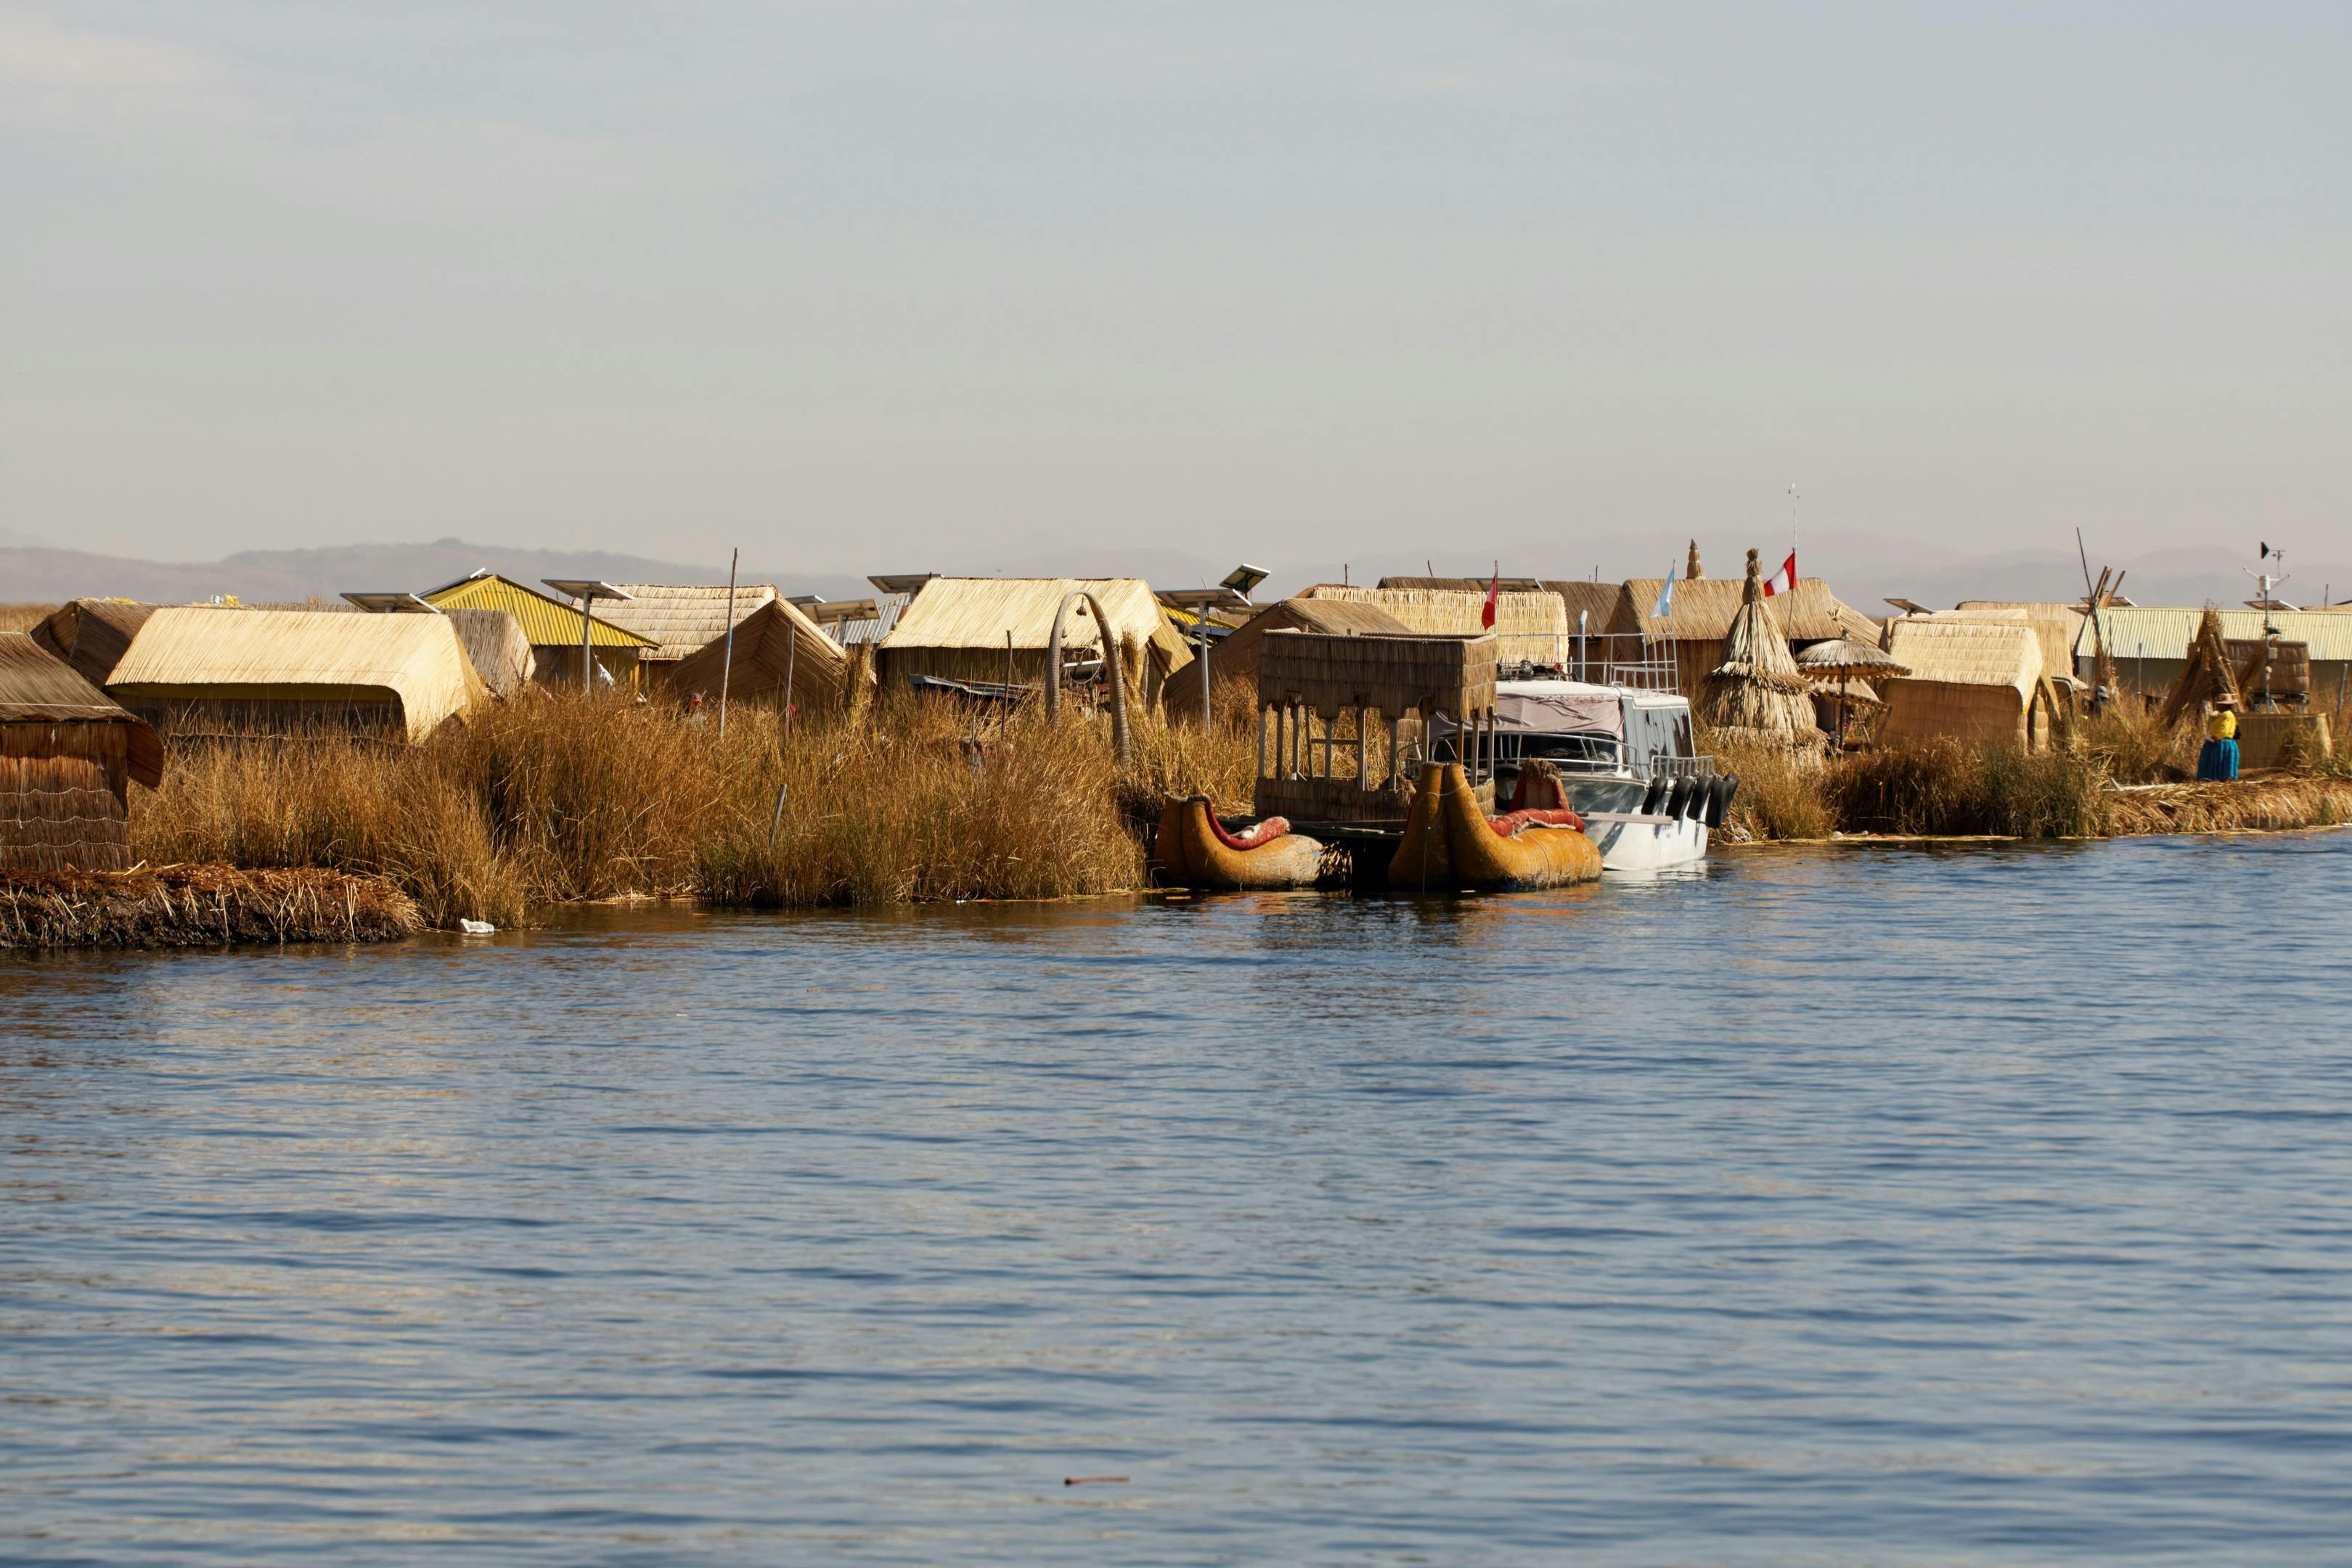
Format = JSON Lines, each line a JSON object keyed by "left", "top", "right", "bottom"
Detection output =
{"left": 1375, "top": 578, "right": 1633, "bottom": 662}
{"left": 587, "top": 584, "right": 780, "bottom": 671}
{"left": 1, "top": 633, "right": 163, "bottom": 873}
{"left": 1951, "top": 602, "right": 2086, "bottom": 690}
{"left": 32, "top": 600, "right": 166, "bottom": 687}
{"left": 420, "top": 572, "right": 656, "bottom": 688}
{"left": 1165, "top": 597, "right": 1410, "bottom": 716}
{"left": 1254, "top": 629, "right": 1500, "bottom": 822}
{"left": 874, "top": 578, "right": 1193, "bottom": 706}
{"left": 1614, "top": 573, "right": 1878, "bottom": 698}
{"left": 1299, "top": 584, "right": 1569, "bottom": 667}
{"left": 1698, "top": 552, "right": 1824, "bottom": 747}
{"left": 107, "top": 608, "right": 488, "bottom": 743}
{"left": 666, "top": 598, "right": 857, "bottom": 714}
{"left": 1880, "top": 618, "right": 2059, "bottom": 751}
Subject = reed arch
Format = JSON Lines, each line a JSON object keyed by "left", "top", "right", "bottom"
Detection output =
{"left": 1042, "top": 589, "right": 1132, "bottom": 769}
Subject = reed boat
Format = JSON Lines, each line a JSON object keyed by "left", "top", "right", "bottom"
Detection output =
{"left": 1434, "top": 675, "right": 1734, "bottom": 871}
{"left": 1387, "top": 763, "right": 1603, "bottom": 891}
{"left": 1151, "top": 796, "right": 1324, "bottom": 889}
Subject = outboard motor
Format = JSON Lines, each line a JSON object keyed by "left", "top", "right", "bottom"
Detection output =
{"left": 1707, "top": 775, "right": 1739, "bottom": 828}
{"left": 1640, "top": 775, "right": 1670, "bottom": 816}
{"left": 1663, "top": 775, "right": 1694, "bottom": 821}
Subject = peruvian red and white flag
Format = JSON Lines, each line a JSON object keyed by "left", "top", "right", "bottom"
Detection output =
{"left": 1480, "top": 563, "right": 1500, "bottom": 629}
{"left": 1762, "top": 547, "right": 1798, "bottom": 597}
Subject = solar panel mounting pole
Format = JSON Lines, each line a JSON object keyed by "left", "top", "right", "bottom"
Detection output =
{"left": 718, "top": 547, "right": 739, "bottom": 740}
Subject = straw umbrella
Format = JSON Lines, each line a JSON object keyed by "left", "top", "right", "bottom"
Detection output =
{"left": 1794, "top": 637, "right": 1909, "bottom": 747}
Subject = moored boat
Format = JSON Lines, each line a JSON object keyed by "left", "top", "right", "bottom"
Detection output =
{"left": 1387, "top": 763, "right": 1603, "bottom": 891}
{"left": 1151, "top": 796, "right": 1323, "bottom": 889}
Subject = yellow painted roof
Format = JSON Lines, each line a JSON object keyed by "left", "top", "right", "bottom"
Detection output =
{"left": 421, "top": 573, "right": 657, "bottom": 649}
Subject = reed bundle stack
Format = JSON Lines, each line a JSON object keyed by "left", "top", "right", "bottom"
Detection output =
{"left": 2156, "top": 608, "right": 2242, "bottom": 729}
{"left": 0, "top": 863, "right": 421, "bottom": 950}
{"left": 107, "top": 608, "right": 489, "bottom": 743}
{"left": 0, "top": 633, "right": 163, "bottom": 874}
{"left": 1699, "top": 552, "right": 1825, "bottom": 748}
{"left": 875, "top": 577, "right": 1192, "bottom": 705}
{"left": 1879, "top": 617, "right": 2058, "bottom": 751}
{"left": 421, "top": 572, "right": 656, "bottom": 689}
{"left": 1301, "top": 584, "right": 1567, "bottom": 667}
{"left": 666, "top": 597, "right": 857, "bottom": 714}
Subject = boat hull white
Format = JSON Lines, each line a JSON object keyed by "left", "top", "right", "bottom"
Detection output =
{"left": 1580, "top": 811, "right": 1710, "bottom": 871}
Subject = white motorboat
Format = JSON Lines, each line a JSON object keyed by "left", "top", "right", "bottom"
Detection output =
{"left": 1436, "top": 674, "right": 1734, "bottom": 872}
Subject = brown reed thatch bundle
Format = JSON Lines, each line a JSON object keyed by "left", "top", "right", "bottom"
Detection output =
{"left": 0, "top": 864, "right": 422, "bottom": 950}
{"left": 2108, "top": 777, "right": 2352, "bottom": 837}
{"left": 2157, "top": 607, "right": 2242, "bottom": 728}
{"left": 1699, "top": 550, "right": 1822, "bottom": 741}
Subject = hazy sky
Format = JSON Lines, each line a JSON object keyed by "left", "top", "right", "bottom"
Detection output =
{"left": 4, "top": 1, "right": 2346, "bottom": 572}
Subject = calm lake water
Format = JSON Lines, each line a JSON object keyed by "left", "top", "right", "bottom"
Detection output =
{"left": 7, "top": 833, "right": 2352, "bottom": 1564}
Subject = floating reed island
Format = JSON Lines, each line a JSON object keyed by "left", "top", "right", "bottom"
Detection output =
{"left": 1, "top": 864, "right": 421, "bottom": 951}
{"left": 6, "top": 562, "right": 2352, "bottom": 944}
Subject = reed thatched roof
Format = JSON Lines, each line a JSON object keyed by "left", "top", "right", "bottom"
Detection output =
{"left": 1944, "top": 602, "right": 2086, "bottom": 682}
{"left": 32, "top": 600, "right": 165, "bottom": 688}
{"left": 442, "top": 608, "right": 535, "bottom": 699}
{"left": 1617, "top": 575, "right": 1859, "bottom": 643}
{"left": 879, "top": 578, "right": 1193, "bottom": 674}
{"left": 589, "top": 584, "right": 780, "bottom": 662}
{"left": 108, "top": 608, "right": 488, "bottom": 742}
{"left": 1794, "top": 637, "right": 1908, "bottom": 679}
{"left": 0, "top": 634, "right": 165, "bottom": 786}
{"left": 1297, "top": 584, "right": 1567, "bottom": 666}
{"left": 2156, "top": 608, "right": 2243, "bottom": 727}
{"left": 1882, "top": 618, "right": 2046, "bottom": 703}
{"left": 666, "top": 598, "right": 853, "bottom": 713}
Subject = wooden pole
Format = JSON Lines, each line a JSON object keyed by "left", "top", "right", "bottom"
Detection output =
{"left": 717, "top": 547, "right": 738, "bottom": 740}
{"left": 783, "top": 611, "right": 799, "bottom": 746}
{"left": 581, "top": 592, "right": 593, "bottom": 693}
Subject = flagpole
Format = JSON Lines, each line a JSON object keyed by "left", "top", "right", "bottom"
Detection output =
{"left": 1787, "top": 483, "right": 1800, "bottom": 586}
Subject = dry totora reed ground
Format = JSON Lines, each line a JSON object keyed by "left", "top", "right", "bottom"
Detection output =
{"left": 128, "top": 687, "right": 1262, "bottom": 926}
{"left": 0, "top": 865, "right": 421, "bottom": 950}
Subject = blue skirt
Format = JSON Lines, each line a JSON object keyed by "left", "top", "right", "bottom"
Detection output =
{"left": 2197, "top": 737, "right": 2240, "bottom": 782}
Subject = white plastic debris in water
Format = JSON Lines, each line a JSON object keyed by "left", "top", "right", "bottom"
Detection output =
{"left": 458, "top": 918, "right": 496, "bottom": 934}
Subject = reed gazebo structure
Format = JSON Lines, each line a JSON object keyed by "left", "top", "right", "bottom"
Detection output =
{"left": 1252, "top": 629, "right": 1498, "bottom": 825}
{"left": 1698, "top": 550, "right": 1824, "bottom": 751}
{"left": 1794, "top": 637, "right": 1908, "bottom": 749}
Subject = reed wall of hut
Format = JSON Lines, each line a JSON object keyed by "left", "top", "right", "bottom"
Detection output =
{"left": 874, "top": 578, "right": 1191, "bottom": 704}
{"left": 1879, "top": 619, "right": 2055, "bottom": 751}
{"left": 664, "top": 597, "right": 856, "bottom": 714}
{"left": 1, "top": 633, "right": 163, "bottom": 873}
{"left": 106, "top": 608, "right": 489, "bottom": 743}
{"left": 1165, "top": 597, "right": 1411, "bottom": 719}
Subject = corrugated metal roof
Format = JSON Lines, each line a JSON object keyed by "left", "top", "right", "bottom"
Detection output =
{"left": 2081, "top": 607, "right": 2352, "bottom": 663}
{"left": 421, "top": 573, "right": 656, "bottom": 649}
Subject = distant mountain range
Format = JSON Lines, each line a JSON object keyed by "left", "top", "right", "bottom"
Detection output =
{"left": 3, "top": 532, "right": 2343, "bottom": 618}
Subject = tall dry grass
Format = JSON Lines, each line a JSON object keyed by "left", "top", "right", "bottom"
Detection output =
{"left": 1705, "top": 729, "right": 2107, "bottom": 841}
{"left": 2075, "top": 704, "right": 2197, "bottom": 784}
{"left": 129, "top": 689, "right": 1250, "bottom": 924}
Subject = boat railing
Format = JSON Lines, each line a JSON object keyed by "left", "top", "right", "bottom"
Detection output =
{"left": 1542, "top": 632, "right": 1682, "bottom": 695}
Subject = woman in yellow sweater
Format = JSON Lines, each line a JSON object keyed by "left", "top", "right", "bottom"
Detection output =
{"left": 2197, "top": 700, "right": 2240, "bottom": 781}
